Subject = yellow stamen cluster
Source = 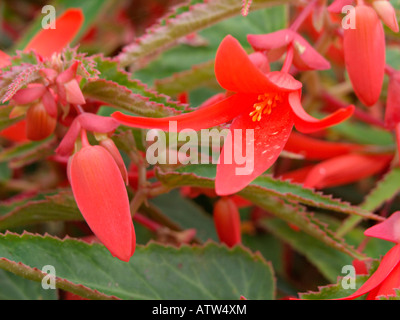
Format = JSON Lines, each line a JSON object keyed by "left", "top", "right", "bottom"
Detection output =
{"left": 249, "top": 93, "right": 281, "bottom": 122}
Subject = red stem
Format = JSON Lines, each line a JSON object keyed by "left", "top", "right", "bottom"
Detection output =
{"left": 289, "top": 0, "right": 318, "bottom": 32}
{"left": 133, "top": 213, "right": 162, "bottom": 232}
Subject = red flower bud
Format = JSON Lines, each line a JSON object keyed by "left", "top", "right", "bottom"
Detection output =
{"left": 68, "top": 145, "right": 136, "bottom": 262}
{"left": 343, "top": 5, "right": 385, "bottom": 106}
{"left": 25, "top": 102, "right": 57, "bottom": 141}
{"left": 213, "top": 197, "right": 242, "bottom": 247}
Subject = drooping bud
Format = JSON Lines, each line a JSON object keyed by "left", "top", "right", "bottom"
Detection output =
{"left": 213, "top": 197, "right": 242, "bottom": 247}
{"left": 68, "top": 145, "right": 136, "bottom": 262}
{"left": 372, "top": 0, "right": 399, "bottom": 33}
{"left": 343, "top": 5, "right": 385, "bottom": 106}
{"left": 25, "top": 101, "right": 57, "bottom": 141}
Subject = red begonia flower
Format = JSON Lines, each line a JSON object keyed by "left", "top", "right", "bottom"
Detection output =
{"left": 247, "top": 29, "right": 331, "bottom": 71}
{"left": 112, "top": 35, "right": 353, "bottom": 195}
{"left": 213, "top": 197, "right": 242, "bottom": 247}
{"left": 342, "top": 4, "right": 385, "bottom": 106}
{"left": 68, "top": 144, "right": 135, "bottom": 262}
{"left": 302, "top": 153, "right": 392, "bottom": 189}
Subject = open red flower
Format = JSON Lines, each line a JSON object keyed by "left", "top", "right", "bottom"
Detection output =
{"left": 112, "top": 35, "right": 354, "bottom": 195}
{"left": 338, "top": 212, "right": 400, "bottom": 300}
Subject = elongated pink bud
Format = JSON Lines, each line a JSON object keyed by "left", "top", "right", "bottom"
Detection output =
{"left": 68, "top": 145, "right": 136, "bottom": 261}
{"left": 372, "top": 0, "right": 399, "bottom": 33}
{"left": 343, "top": 5, "right": 385, "bottom": 106}
{"left": 26, "top": 102, "right": 57, "bottom": 141}
{"left": 213, "top": 197, "right": 242, "bottom": 247}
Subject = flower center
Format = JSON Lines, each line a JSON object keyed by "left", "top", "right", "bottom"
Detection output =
{"left": 249, "top": 93, "right": 281, "bottom": 122}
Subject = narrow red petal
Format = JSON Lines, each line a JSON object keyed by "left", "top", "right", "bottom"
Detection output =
{"left": 25, "top": 9, "right": 84, "bottom": 58}
{"left": 364, "top": 211, "right": 400, "bottom": 243}
{"left": 215, "top": 35, "right": 284, "bottom": 93}
{"left": 68, "top": 145, "right": 135, "bottom": 262}
{"left": 338, "top": 244, "right": 400, "bottom": 300}
{"left": 288, "top": 91, "right": 354, "bottom": 133}
{"left": 0, "top": 120, "right": 28, "bottom": 142}
{"left": 215, "top": 100, "right": 294, "bottom": 195}
{"left": 373, "top": 0, "right": 399, "bottom": 33}
{"left": 284, "top": 132, "right": 363, "bottom": 160}
{"left": 343, "top": 5, "right": 385, "bottom": 106}
{"left": 112, "top": 93, "right": 257, "bottom": 132}
{"left": 55, "top": 117, "right": 81, "bottom": 156}
{"left": 41, "top": 90, "right": 58, "bottom": 118}
{"left": 303, "top": 154, "right": 392, "bottom": 189}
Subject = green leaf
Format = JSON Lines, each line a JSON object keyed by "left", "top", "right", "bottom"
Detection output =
{"left": 361, "top": 167, "right": 400, "bottom": 212}
{"left": 136, "top": 4, "right": 288, "bottom": 84}
{"left": 157, "top": 164, "right": 382, "bottom": 220}
{"left": 155, "top": 165, "right": 369, "bottom": 260}
{"left": 0, "top": 135, "right": 56, "bottom": 169}
{"left": 82, "top": 56, "right": 187, "bottom": 117}
{"left": 0, "top": 232, "right": 276, "bottom": 300}
{"left": 261, "top": 218, "right": 354, "bottom": 283}
{"left": 0, "top": 191, "right": 82, "bottom": 231}
{"left": 118, "top": 0, "right": 289, "bottom": 68}
{"left": 0, "top": 269, "right": 57, "bottom": 300}
{"left": 149, "top": 190, "right": 218, "bottom": 243}
{"left": 0, "top": 105, "right": 24, "bottom": 131}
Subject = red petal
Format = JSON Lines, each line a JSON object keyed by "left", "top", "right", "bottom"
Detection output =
{"left": 384, "top": 72, "right": 400, "bottom": 129}
{"left": 278, "top": 165, "right": 314, "bottom": 184}
{"left": 41, "top": 90, "right": 58, "bottom": 118}
{"left": 215, "top": 35, "right": 288, "bottom": 93}
{"left": 25, "top": 9, "right": 84, "bottom": 58}
{"left": 112, "top": 93, "right": 257, "bottom": 131}
{"left": 364, "top": 211, "right": 400, "bottom": 243}
{"left": 56, "top": 113, "right": 120, "bottom": 156}
{"left": 11, "top": 84, "right": 46, "bottom": 105}
{"left": 99, "top": 138, "right": 129, "bottom": 185}
{"left": 369, "top": 259, "right": 400, "bottom": 299}
{"left": 0, "top": 50, "right": 10, "bottom": 69}
{"left": 248, "top": 30, "right": 330, "bottom": 71}
{"left": 215, "top": 99, "right": 294, "bottom": 195}
{"left": 247, "top": 29, "right": 294, "bottom": 50}
{"left": 248, "top": 52, "right": 270, "bottom": 74}
{"left": 288, "top": 91, "right": 354, "bottom": 133}
{"left": 0, "top": 120, "right": 28, "bottom": 142}
{"left": 284, "top": 132, "right": 363, "bottom": 160}
{"left": 343, "top": 5, "right": 385, "bottom": 106}
{"left": 68, "top": 145, "right": 135, "bottom": 261}
{"left": 303, "top": 154, "right": 392, "bottom": 189}
{"left": 265, "top": 72, "right": 302, "bottom": 92}
{"left": 338, "top": 244, "right": 400, "bottom": 300}
{"left": 292, "top": 33, "right": 331, "bottom": 70}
